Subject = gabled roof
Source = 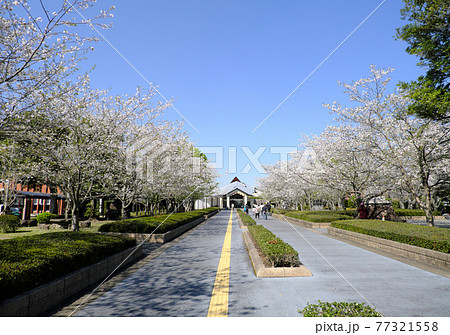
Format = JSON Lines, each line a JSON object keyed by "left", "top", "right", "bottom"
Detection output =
{"left": 215, "top": 181, "right": 255, "bottom": 196}
{"left": 230, "top": 176, "right": 241, "bottom": 183}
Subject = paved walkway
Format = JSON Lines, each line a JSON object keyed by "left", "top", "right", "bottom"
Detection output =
{"left": 72, "top": 210, "right": 450, "bottom": 317}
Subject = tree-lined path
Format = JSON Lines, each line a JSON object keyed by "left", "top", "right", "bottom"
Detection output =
{"left": 67, "top": 211, "right": 449, "bottom": 317}
{"left": 72, "top": 210, "right": 240, "bottom": 317}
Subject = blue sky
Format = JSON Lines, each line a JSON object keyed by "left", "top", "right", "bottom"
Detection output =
{"left": 77, "top": 0, "right": 423, "bottom": 188}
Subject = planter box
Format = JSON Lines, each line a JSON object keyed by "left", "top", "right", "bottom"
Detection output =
{"left": 328, "top": 227, "right": 450, "bottom": 271}
{"left": 0, "top": 245, "right": 143, "bottom": 317}
{"left": 101, "top": 209, "right": 219, "bottom": 243}
{"left": 242, "top": 230, "right": 312, "bottom": 278}
{"left": 236, "top": 210, "right": 247, "bottom": 229}
{"left": 273, "top": 214, "right": 331, "bottom": 229}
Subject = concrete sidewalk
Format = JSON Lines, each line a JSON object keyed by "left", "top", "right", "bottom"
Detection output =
{"left": 231, "top": 215, "right": 450, "bottom": 317}
{"left": 72, "top": 210, "right": 450, "bottom": 317}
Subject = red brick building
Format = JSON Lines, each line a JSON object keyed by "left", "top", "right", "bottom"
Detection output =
{"left": 0, "top": 182, "right": 66, "bottom": 220}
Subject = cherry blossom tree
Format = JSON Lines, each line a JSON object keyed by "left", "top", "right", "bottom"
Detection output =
{"left": 325, "top": 66, "right": 450, "bottom": 225}
{"left": 138, "top": 131, "right": 217, "bottom": 214}
{"left": 0, "top": 1, "right": 219, "bottom": 226}
{"left": 0, "top": 139, "right": 33, "bottom": 211}
{"left": 0, "top": 0, "right": 113, "bottom": 213}
{"left": 0, "top": 0, "right": 113, "bottom": 131}
{"left": 260, "top": 66, "right": 449, "bottom": 225}
{"left": 258, "top": 156, "right": 312, "bottom": 210}
{"left": 298, "top": 124, "right": 394, "bottom": 214}
{"left": 28, "top": 77, "right": 170, "bottom": 230}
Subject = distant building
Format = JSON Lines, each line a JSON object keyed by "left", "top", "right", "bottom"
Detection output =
{"left": 194, "top": 176, "right": 258, "bottom": 209}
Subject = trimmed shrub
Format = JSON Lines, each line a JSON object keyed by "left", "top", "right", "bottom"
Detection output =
{"left": 390, "top": 199, "right": 401, "bottom": 209}
{"left": 331, "top": 219, "right": 450, "bottom": 253}
{"left": 0, "top": 215, "right": 19, "bottom": 233}
{"left": 299, "top": 301, "right": 382, "bottom": 317}
{"left": 247, "top": 225, "right": 299, "bottom": 267}
{"left": 36, "top": 212, "right": 57, "bottom": 224}
{"left": 0, "top": 232, "right": 136, "bottom": 302}
{"left": 394, "top": 209, "right": 440, "bottom": 217}
{"left": 98, "top": 207, "right": 219, "bottom": 234}
{"left": 237, "top": 209, "right": 256, "bottom": 226}
{"left": 345, "top": 197, "right": 357, "bottom": 209}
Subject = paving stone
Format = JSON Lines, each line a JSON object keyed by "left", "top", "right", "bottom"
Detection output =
{"left": 69, "top": 211, "right": 450, "bottom": 317}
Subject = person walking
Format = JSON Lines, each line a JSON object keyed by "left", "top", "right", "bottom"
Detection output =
{"left": 262, "top": 204, "right": 267, "bottom": 220}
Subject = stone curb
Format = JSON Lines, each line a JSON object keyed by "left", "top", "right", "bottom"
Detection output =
{"left": 0, "top": 245, "right": 143, "bottom": 317}
{"left": 272, "top": 213, "right": 331, "bottom": 229}
{"left": 242, "top": 230, "right": 312, "bottom": 278}
{"left": 328, "top": 227, "right": 450, "bottom": 271}
{"left": 100, "top": 209, "right": 220, "bottom": 243}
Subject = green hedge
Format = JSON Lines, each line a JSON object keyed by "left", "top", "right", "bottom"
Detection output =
{"left": 0, "top": 215, "right": 20, "bottom": 233}
{"left": 237, "top": 209, "right": 256, "bottom": 226}
{"left": 0, "top": 232, "right": 136, "bottom": 302}
{"left": 299, "top": 301, "right": 382, "bottom": 317}
{"left": 394, "top": 209, "right": 440, "bottom": 217}
{"left": 247, "top": 225, "right": 300, "bottom": 267}
{"left": 36, "top": 212, "right": 58, "bottom": 224}
{"left": 284, "top": 210, "right": 354, "bottom": 223}
{"left": 331, "top": 220, "right": 450, "bottom": 253}
{"left": 98, "top": 208, "right": 219, "bottom": 234}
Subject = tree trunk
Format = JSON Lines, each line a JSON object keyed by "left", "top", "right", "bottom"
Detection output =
{"left": 71, "top": 203, "right": 80, "bottom": 231}
{"left": 339, "top": 198, "right": 346, "bottom": 210}
{"left": 121, "top": 201, "right": 128, "bottom": 220}
{"left": 423, "top": 186, "right": 434, "bottom": 227}
{"left": 65, "top": 201, "right": 70, "bottom": 221}
{"left": 354, "top": 193, "right": 362, "bottom": 218}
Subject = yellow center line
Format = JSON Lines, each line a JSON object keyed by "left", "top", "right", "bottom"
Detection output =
{"left": 207, "top": 210, "right": 233, "bottom": 317}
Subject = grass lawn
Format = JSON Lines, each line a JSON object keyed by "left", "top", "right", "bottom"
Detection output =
{"left": 394, "top": 209, "right": 441, "bottom": 216}
{"left": 331, "top": 219, "right": 450, "bottom": 253}
{"left": 0, "top": 225, "right": 56, "bottom": 240}
{"left": 278, "top": 210, "right": 355, "bottom": 223}
{"left": 0, "top": 220, "right": 107, "bottom": 240}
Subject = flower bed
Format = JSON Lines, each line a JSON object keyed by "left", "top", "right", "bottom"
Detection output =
{"left": 0, "top": 232, "right": 136, "bottom": 302}
{"left": 331, "top": 220, "right": 449, "bottom": 253}
{"left": 98, "top": 207, "right": 219, "bottom": 234}
{"left": 247, "top": 225, "right": 299, "bottom": 267}
{"left": 299, "top": 301, "right": 382, "bottom": 317}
